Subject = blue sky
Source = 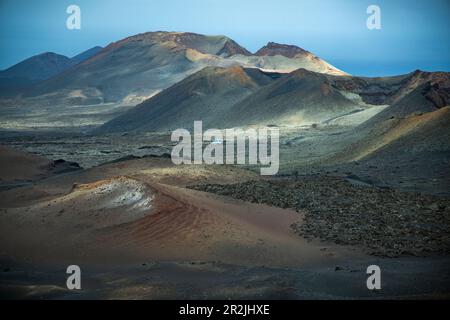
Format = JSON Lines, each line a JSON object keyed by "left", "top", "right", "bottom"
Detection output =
{"left": 0, "top": 0, "right": 449, "bottom": 76}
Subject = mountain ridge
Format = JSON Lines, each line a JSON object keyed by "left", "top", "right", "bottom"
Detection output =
{"left": 0, "top": 46, "right": 104, "bottom": 96}
{"left": 255, "top": 42, "right": 310, "bottom": 58}
{"left": 0, "top": 31, "right": 347, "bottom": 105}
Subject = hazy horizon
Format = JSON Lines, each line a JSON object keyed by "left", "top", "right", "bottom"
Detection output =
{"left": 1, "top": 0, "right": 449, "bottom": 76}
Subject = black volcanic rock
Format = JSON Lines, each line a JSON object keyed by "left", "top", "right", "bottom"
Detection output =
{"left": 255, "top": 42, "right": 309, "bottom": 58}
{"left": 422, "top": 74, "right": 450, "bottom": 109}
{"left": 353, "top": 71, "right": 450, "bottom": 124}
{"left": 47, "top": 159, "right": 82, "bottom": 174}
{"left": 191, "top": 178, "right": 450, "bottom": 257}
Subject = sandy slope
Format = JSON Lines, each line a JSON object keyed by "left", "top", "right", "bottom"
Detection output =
{"left": 0, "top": 145, "right": 82, "bottom": 189}
{"left": 0, "top": 155, "right": 358, "bottom": 268}
{"left": 0, "top": 145, "right": 51, "bottom": 182}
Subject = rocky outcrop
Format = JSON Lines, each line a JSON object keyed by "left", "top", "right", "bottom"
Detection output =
{"left": 255, "top": 42, "right": 309, "bottom": 58}
{"left": 191, "top": 177, "right": 450, "bottom": 257}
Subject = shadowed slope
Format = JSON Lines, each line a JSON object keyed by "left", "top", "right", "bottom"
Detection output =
{"left": 0, "top": 145, "right": 81, "bottom": 184}
{"left": 98, "top": 66, "right": 279, "bottom": 132}
{"left": 223, "top": 68, "right": 359, "bottom": 126}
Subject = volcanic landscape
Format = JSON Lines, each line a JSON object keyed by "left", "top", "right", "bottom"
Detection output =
{"left": 0, "top": 32, "right": 449, "bottom": 299}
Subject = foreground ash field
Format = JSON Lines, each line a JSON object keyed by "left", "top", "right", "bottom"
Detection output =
{"left": 0, "top": 32, "right": 449, "bottom": 299}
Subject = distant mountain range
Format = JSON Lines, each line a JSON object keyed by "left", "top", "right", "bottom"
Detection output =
{"left": 0, "top": 31, "right": 346, "bottom": 105}
{"left": 0, "top": 46, "right": 103, "bottom": 95}
{"left": 0, "top": 31, "right": 448, "bottom": 149}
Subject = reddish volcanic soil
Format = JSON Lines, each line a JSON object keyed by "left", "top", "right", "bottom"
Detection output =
{"left": 0, "top": 167, "right": 356, "bottom": 267}
{"left": 1, "top": 152, "right": 449, "bottom": 299}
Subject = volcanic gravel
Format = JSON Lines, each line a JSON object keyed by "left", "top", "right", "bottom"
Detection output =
{"left": 190, "top": 176, "right": 450, "bottom": 257}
